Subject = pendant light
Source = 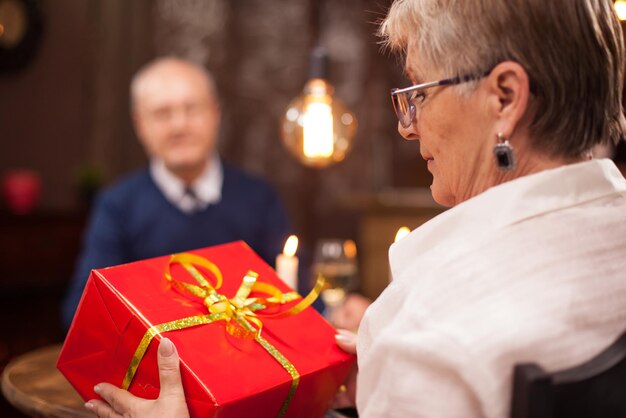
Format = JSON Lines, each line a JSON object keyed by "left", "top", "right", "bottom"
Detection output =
{"left": 280, "top": 46, "right": 357, "bottom": 168}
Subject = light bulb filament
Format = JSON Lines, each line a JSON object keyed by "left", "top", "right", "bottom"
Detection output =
{"left": 303, "top": 102, "right": 334, "bottom": 158}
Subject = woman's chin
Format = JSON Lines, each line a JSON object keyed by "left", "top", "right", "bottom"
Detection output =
{"left": 430, "top": 184, "right": 455, "bottom": 208}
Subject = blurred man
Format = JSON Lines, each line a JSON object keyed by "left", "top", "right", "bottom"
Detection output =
{"left": 62, "top": 57, "right": 290, "bottom": 329}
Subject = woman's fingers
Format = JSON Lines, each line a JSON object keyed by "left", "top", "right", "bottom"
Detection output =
{"left": 92, "top": 383, "right": 138, "bottom": 415}
{"left": 332, "top": 329, "right": 359, "bottom": 409}
{"left": 335, "top": 329, "right": 357, "bottom": 354}
{"left": 331, "top": 294, "right": 371, "bottom": 332}
{"left": 84, "top": 338, "right": 188, "bottom": 418}
{"left": 85, "top": 399, "right": 123, "bottom": 418}
{"left": 157, "top": 338, "right": 185, "bottom": 399}
{"left": 334, "top": 329, "right": 358, "bottom": 408}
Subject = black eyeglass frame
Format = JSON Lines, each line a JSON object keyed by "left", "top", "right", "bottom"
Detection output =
{"left": 390, "top": 71, "right": 491, "bottom": 128}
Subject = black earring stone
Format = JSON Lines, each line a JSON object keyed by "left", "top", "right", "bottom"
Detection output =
{"left": 493, "top": 141, "right": 516, "bottom": 171}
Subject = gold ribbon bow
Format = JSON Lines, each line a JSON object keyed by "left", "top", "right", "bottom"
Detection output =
{"left": 122, "top": 252, "right": 324, "bottom": 418}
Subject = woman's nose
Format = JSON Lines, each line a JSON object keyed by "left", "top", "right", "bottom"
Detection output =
{"left": 398, "top": 121, "right": 419, "bottom": 141}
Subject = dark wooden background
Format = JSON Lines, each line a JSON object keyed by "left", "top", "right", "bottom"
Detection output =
{"left": 2, "top": 1, "right": 625, "bottom": 416}
{"left": 0, "top": 1, "right": 434, "bottom": 415}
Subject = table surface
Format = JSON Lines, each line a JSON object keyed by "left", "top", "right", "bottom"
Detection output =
{"left": 1, "top": 344, "right": 92, "bottom": 418}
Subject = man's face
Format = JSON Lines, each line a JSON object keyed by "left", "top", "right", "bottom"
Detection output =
{"left": 133, "top": 64, "right": 220, "bottom": 176}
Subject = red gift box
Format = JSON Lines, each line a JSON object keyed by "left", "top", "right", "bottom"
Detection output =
{"left": 58, "top": 241, "right": 354, "bottom": 418}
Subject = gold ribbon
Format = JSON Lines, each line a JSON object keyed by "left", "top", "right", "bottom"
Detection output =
{"left": 122, "top": 253, "right": 324, "bottom": 418}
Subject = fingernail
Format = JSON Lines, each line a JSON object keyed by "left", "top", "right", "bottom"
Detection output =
{"left": 159, "top": 337, "right": 174, "bottom": 357}
{"left": 84, "top": 402, "right": 94, "bottom": 410}
{"left": 335, "top": 334, "right": 350, "bottom": 342}
{"left": 93, "top": 385, "right": 101, "bottom": 394}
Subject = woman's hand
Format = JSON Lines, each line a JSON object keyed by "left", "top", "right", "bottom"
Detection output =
{"left": 85, "top": 338, "right": 190, "bottom": 418}
{"left": 333, "top": 329, "right": 358, "bottom": 408}
{"left": 330, "top": 293, "right": 371, "bottom": 333}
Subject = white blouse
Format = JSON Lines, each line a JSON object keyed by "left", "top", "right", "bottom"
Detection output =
{"left": 357, "top": 159, "right": 626, "bottom": 417}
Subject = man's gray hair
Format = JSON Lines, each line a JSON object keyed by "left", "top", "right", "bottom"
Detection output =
{"left": 130, "top": 57, "right": 217, "bottom": 110}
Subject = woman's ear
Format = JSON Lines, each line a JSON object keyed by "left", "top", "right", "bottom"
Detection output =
{"left": 485, "top": 61, "right": 531, "bottom": 138}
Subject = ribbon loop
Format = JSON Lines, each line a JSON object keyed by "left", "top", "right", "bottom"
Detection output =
{"left": 232, "top": 271, "right": 258, "bottom": 308}
{"left": 166, "top": 254, "right": 322, "bottom": 336}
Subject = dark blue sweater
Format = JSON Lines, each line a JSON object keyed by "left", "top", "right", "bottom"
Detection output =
{"left": 62, "top": 164, "right": 291, "bottom": 328}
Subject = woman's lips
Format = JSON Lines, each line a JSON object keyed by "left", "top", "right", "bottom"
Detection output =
{"left": 422, "top": 155, "right": 434, "bottom": 169}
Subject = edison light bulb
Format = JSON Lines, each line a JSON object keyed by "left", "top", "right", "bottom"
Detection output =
{"left": 281, "top": 78, "right": 357, "bottom": 168}
{"left": 303, "top": 101, "right": 333, "bottom": 158}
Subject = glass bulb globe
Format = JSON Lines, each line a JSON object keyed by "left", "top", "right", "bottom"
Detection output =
{"left": 281, "top": 78, "right": 357, "bottom": 168}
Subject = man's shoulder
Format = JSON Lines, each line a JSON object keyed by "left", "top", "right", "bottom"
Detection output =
{"left": 222, "top": 163, "right": 277, "bottom": 195}
{"left": 97, "top": 168, "right": 156, "bottom": 205}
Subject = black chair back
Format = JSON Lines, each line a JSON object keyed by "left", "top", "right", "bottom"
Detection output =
{"left": 511, "top": 330, "right": 626, "bottom": 418}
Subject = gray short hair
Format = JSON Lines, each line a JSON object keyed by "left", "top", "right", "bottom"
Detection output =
{"left": 380, "top": 0, "right": 626, "bottom": 158}
{"left": 130, "top": 57, "right": 217, "bottom": 110}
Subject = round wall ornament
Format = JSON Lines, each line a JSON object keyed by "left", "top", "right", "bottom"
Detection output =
{"left": 0, "top": 0, "right": 43, "bottom": 72}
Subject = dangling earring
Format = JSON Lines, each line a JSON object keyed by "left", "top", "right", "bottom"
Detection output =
{"left": 493, "top": 132, "right": 516, "bottom": 171}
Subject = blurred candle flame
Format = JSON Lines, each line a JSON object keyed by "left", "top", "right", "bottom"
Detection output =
{"left": 283, "top": 235, "right": 298, "bottom": 257}
{"left": 343, "top": 239, "right": 357, "bottom": 259}
{"left": 394, "top": 226, "right": 411, "bottom": 243}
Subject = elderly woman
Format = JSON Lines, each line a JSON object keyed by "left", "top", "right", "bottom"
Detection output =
{"left": 86, "top": 0, "right": 626, "bottom": 417}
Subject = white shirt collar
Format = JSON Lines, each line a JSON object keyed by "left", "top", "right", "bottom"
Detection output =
{"left": 389, "top": 158, "right": 626, "bottom": 281}
{"left": 150, "top": 155, "right": 223, "bottom": 214}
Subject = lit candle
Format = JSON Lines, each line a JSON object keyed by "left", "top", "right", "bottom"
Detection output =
{"left": 394, "top": 226, "right": 411, "bottom": 243}
{"left": 276, "top": 235, "right": 299, "bottom": 290}
{"left": 390, "top": 227, "right": 411, "bottom": 283}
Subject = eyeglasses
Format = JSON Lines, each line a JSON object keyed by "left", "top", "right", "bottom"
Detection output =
{"left": 390, "top": 71, "right": 489, "bottom": 128}
{"left": 148, "top": 101, "right": 211, "bottom": 123}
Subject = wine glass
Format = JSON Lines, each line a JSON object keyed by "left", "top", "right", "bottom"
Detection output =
{"left": 312, "top": 239, "right": 358, "bottom": 322}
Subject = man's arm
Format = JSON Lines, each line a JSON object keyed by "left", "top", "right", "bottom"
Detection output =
{"left": 61, "top": 193, "right": 128, "bottom": 329}
{"left": 256, "top": 186, "right": 291, "bottom": 265}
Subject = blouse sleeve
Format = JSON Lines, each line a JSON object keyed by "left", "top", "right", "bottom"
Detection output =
{"left": 357, "top": 324, "right": 487, "bottom": 418}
